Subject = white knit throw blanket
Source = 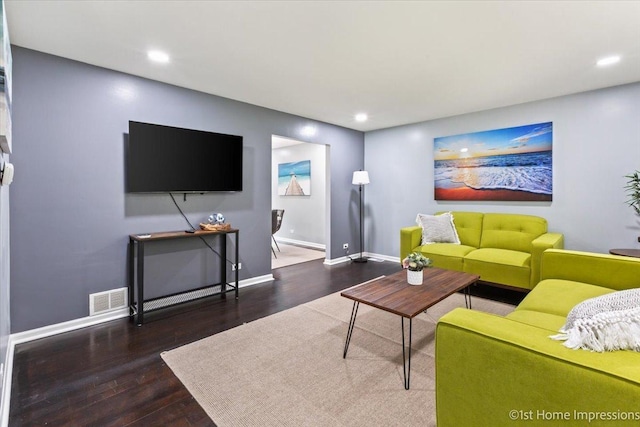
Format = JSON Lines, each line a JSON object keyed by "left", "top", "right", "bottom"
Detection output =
{"left": 550, "top": 289, "right": 640, "bottom": 352}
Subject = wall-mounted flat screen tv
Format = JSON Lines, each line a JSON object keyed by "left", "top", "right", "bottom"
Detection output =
{"left": 126, "top": 121, "right": 243, "bottom": 193}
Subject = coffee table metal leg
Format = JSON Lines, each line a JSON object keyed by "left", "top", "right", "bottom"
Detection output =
{"left": 401, "top": 317, "right": 412, "bottom": 390}
{"left": 464, "top": 285, "right": 472, "bottom": 309}
{"left": 343, "top": 301, "right": 360, "bottom": 358}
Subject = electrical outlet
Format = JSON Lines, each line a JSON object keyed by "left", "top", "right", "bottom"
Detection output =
{"left": 343, "top": 243, "right": 349, "bottom": 250}
{"left": 232, "top": 263, "right": 242, "bottom": 271}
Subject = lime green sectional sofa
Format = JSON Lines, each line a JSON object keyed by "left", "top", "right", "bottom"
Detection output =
{"left": 436, "top": 249, "right": 640, "bottom": 427}
{"left": 400, "top": 212, "right": 564, "bottom": 290}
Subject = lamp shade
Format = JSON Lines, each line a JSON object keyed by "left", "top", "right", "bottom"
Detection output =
{"left": 352, "top": 170, "right": 370, "bottom": 185}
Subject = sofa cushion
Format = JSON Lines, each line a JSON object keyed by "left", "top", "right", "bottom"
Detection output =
{"left": 479, "top": 213, "right": 547, "bottom": 253}
{"left": 515, "top": 279, "right": 615, "bottom": 318}
{"left": 418, "top": 243, "right": 476, "bottom": 258}
{"left": 416, "top": 212, "right": 460, "bottom": 244}
{"left": 463, "top": 248, "right": 531, "bottom": 289}
{"left": 417, "top": 243, "right": 476, "bottom": 271}
{"left": 465, "top": 248, "right": 531, "bottom": 267}
{"left": 506, "top": 310, "right": 567, "bottom": 332}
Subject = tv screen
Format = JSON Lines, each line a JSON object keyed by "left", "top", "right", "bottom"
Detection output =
{"left": 126, "top": 121, "right": 243, "bottom": 193}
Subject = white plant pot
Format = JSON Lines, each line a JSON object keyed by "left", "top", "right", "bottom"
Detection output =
{"left": 407, "top": 269, "right": 423, "bottom": 285}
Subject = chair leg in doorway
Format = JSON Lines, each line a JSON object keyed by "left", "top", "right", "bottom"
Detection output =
{"left": 272, "top": 235, "right": 281, "bottom": 252}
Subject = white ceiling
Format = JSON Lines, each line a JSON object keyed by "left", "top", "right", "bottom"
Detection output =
{"left": 5, "top": 1, "right": 640, "bottom": 132}
{"left": 272, "top": 135, "right": 305, "bottom": 150}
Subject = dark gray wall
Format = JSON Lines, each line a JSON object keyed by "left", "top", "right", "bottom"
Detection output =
{"left": 365, "top": 82, "right": 640, "bottom": 259}
{"left": 10, "top": 47, "right": 364, "bottom": 332}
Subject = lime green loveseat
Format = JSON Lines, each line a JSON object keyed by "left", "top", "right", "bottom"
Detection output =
{"left": 436, "top": 249, "right": 640, "bottom": 427}
{"left": 400, "top": 212, "right": 564, "bottom": 290}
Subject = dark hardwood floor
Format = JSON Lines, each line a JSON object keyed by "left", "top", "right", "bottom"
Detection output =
{"left": 9, "top": 260, "right": 524, "bottom": 426}
{"left": 9, "top": 259, "right": 402, "bottom": 426}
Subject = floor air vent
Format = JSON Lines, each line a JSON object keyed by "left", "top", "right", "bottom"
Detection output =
{"left": 90, "top": 287, "right": 128, "bottom": 316}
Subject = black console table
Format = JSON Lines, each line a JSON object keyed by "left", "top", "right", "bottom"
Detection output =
{"left": 128, "top": 228, "right": 239, "bottom": 326}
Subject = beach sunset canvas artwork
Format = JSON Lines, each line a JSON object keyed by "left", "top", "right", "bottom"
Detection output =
{"left": 278, "top": 160, "right": 311, "bottom": 196}
{"left": 434, "top": 122, "right": 553, "bottom": 201}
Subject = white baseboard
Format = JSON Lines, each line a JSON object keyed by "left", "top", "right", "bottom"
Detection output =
{"left": 238, "top": 274, "right": 274, "bottom": 288}
{"left": 10, "top": 308, "right": 131, "bottom": 346}
{"left": 323, "top": 256, "right": 350, "bottom": 265}
{"left": 274, "top": 237, "right": 325, "bottom": 250}
{"left": 365, "top": 252, "right": 400, "bottom": 264}
{"left": 11, "top": 273, "right": 274, "bottom": 346}
{"left": 0, "top": 272, "right": 274, "bottom": 426}
{"left": 325, "top": 252, "right": 399, "bottom": 266}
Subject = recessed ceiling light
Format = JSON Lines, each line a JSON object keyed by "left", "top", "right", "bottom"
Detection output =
{"left": 355, "top": 113, "right": 368, "bottom": 122}
{"left": 147, "top": 50, "right": 170, "bottom": 63}
{"left": 301, "top": 125, "right": 317, "bottom": 137}
{"left": 596, "top": 55, "right": 621, "bottom": 67}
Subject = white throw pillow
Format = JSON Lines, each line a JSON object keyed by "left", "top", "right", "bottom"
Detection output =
{"left": 550, "top": 288, "right": 640, "bottom": 352}
{"left": 415, "top": 212, "right": 460, "bottom": 245}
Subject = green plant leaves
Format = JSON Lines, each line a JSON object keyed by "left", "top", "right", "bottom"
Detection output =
{"left": 625, "top": 170, "right": 640, "bottom": 216}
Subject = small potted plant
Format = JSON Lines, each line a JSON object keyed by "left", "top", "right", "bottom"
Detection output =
{"left": 402, "top": 252, "right": 433, "bottom": 285}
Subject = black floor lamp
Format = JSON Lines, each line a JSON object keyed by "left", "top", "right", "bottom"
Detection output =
{"left": 352, "top": 170, "right": 370, "bottom": 263}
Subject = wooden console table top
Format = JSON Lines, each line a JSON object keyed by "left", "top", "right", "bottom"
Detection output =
{"left": 130, "top": 228, "right": 239, "bottom": 242}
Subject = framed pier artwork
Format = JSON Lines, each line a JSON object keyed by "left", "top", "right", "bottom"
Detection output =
{"left": 277, "top": 160, "right": 311, "bottom": 196}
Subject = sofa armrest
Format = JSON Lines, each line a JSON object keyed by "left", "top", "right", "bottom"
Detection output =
{"left": 400, "top": 226, "right": 422, "bottom": 263}
{"left": 436, "top": 308, "right": 640, "bottom": 427}
{"left": 529, "top": 232, "right": 564, "bottom": 287}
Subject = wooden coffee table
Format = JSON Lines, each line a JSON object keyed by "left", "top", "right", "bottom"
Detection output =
{"left": 609, "top": 248, "right": 640, "bottom": 259}
{"left": 341, "top": 268, "right": 480, "bottom": 389}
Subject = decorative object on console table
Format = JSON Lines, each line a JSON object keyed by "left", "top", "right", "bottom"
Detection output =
{"left": 352, "top": 170, "right": 370, "bottom": 263}
{"left": 402, "top": 252, "right": 432, "bottom": 285}
{"left": 200, "top": 222, "right": 231, "bottom": 231}
{"left": 208, "top": 212, "right": 225, "bottom": 224}
{"left": 201, "top": 212, "right": 230, "bottom": 231}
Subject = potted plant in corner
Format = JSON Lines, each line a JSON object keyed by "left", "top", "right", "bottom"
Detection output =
{"left": 625, "top": 170, "right": 640, "bottom": 242}
{"left": 402, "top": 252, "right": 433, "bottom": 285}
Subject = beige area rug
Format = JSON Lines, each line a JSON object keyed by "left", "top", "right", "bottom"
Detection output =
{"left": 271, "top": 242, "right": 325, "bottom": 269}
{"left": 161, "top": 283, "right": 514, "bottom": 427}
